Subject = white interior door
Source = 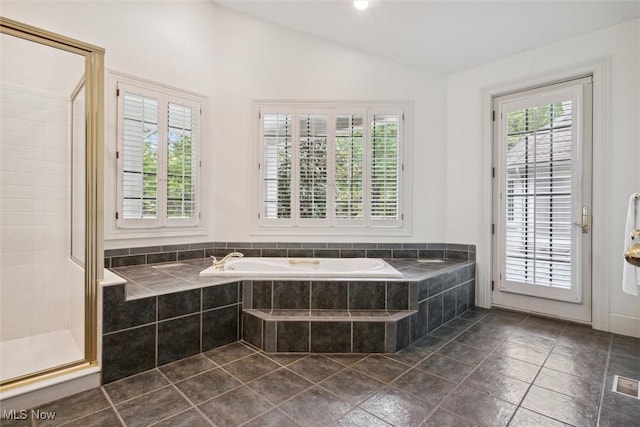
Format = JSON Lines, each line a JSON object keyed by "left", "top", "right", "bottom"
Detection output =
{"left": 492, "top": 77, "right": 593, "bottom": 323}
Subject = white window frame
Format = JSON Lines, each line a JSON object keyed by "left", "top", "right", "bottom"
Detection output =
{"left": 255, "top": 101, "right": 410, "bottom": 235}
{"left": 113, "top": 74, "right": 203, "bottom": 230}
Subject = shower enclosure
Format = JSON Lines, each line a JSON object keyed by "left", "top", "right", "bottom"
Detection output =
{"left": 0, "top": 17, "right": 104, "bottom": 396}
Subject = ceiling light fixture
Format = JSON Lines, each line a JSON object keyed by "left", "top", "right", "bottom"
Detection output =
{"left": 353, "top": 1, "right": 369, "bottom": 11}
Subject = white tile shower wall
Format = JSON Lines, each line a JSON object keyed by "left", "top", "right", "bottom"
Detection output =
{"left": 0, "top": 85, "right": 74, "bottom": 341}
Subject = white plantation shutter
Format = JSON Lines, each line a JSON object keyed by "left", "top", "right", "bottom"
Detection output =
{"left": 505, "top": 101, "right": 574, "bottom": 289}
{"left": 116, "top": 79, "right": 202, "bottom": 229}
{"left": 261, "top": 112, "right": 293, "bottom": 221}
{"left": 370, "top": 113, "right": 401, "bottom": 224}
{"left": 334, "top": 113, "right": 364, "bottom": 221}
{"left": 121, "top": 90, "right": 159, "bottom": 222}
{"left": 298, "top": 114, "right": 328, "bottom": 222}
{"left": 166, "top": 101, "right": 198, "bottom": 222}
{"left": 257, "top": 104, "right": 406, "bottom": 230}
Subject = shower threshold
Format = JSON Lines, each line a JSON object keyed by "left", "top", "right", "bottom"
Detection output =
{"left": 0, "top": 330, "right": 83, "bottom": 382}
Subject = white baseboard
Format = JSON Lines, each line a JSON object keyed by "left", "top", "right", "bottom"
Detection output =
{"left": 608, "top": 313, "right": 640, "bottom": 338}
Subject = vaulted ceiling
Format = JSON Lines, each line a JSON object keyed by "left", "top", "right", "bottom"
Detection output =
{"left": 215, "top": 0, "right": 639, "bottom": 74}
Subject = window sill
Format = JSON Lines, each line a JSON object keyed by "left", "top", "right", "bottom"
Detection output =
{"left": 105, "top": 227, "right": 208, "bottom": 241}
{"left": 251, "top": 225, "right": 411, "bottom": 238}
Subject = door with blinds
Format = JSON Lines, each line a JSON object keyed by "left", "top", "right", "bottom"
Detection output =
{"left": 492, "top": 77, "right": 592, "bottom": 323}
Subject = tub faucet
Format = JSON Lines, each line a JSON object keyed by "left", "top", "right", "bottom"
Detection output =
{"left": 211, "top": 252, "right": 244, "bottom": 270}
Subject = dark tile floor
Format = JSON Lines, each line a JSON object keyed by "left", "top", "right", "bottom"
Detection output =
{"left": 3, "top": 308, "right": 639, "bottom": 426}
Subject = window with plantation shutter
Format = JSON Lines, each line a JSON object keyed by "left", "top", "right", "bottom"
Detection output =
{"left": 258, "top": 103, "right": 406, "bottom": 230}
{"left": 116, "top": 80, "right": 202, "bottom": 229}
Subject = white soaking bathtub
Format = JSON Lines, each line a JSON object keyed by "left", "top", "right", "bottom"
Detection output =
{"left": 199, "top": 257, "right": 403, "bottom": 279}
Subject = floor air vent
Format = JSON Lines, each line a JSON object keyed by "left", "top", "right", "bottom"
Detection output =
{"left": 612, "top": 375, "right": 640, "bottom": 399}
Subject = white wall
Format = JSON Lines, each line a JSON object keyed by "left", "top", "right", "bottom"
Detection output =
{"left": 446, "top": 19, "right": 640, "bottom": 336}
{"left": 1, "top": 1, "right": 449, "bottom": 249}
{"left": 209, "top": 7, "right": 447, "bottom": 243}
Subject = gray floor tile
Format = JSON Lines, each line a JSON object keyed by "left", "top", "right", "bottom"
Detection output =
{"left": 62, "top": 407, "right": 123, "bottom": 427}
{"left": 263, "top": 352, "right": 308, "bottom": 366}
{"left": 246, "top": 367, "right": 313, "bottom": 404}
{"left": 32, "top": 388, "right": 111, "bottom": 426}
{"left": 437, "top": 341, "right": 490, "bottom": 365}
{"left": 360, "top": 386, "right": 434, "bottom": 427}
{"left": 521, "top": 385, "right": 599, "bottom": 427}
{"left": 351, "top": 355, "right": 410, "bottom": 383}
{"left": 325, "top": 353, "right": 367, "bottom": 366}
{"left": 151, "top": 408, "right": 211, "bottom": 427}
{"left": 115, "top": 386, "right": 191, "bottom": 427}
{"left": 203, "top": 341, "right": 255, "bottom": 365}
{"left": 221, "top": 353, "right": 280, "bottom": 382}
{"left": 508, "top": 408, "right": 568, "bottom": 427}
{"left": 441, "top": 384, "right": 517, "bottom": 427}
{"left": 103, "top": 369, "right": 169, "bottom": 404}
{"left": 158, "top": 354, "right": 217, "bottom": 382}
{"left": 478, "top": 354, "right": 540, "bottom": 383}
{"left": 610, "top": 334, "right": 640, "bottom": 359}
{"left": 493, "top": 340, "right": 550, "bottom": 366}
{"left": 391, "top": 368, "right": 456, "bottom": 404}
{"left": 417, "top": 354, "right": 474, "bottom": 383}
{"left": 453, "top": 329, "right": 503, "bottom": 351}
{"left": 463, "top": 365, "right": 530, "bottom": 405}
{"left": 174, "top": 368, "right": 241, "bottom": 404}
{"left": 11, "top": 309, "right": 639, "bottom": 427}
{"left": 429, "top": 325, "right": 463, "bottom": 340}
{"left": 333, "top": 408, "right": 392, "bottom": 427}
{"left": 383, "top": 344, "right": 433, "bottom": 365}
{"left": 412, "top": 335, "right": 448, "bottom": 351}
{"left": 288, "top": 355, "right": 345, "bottom": 382}
{"left": 198, "top": 386, "right": 273, "bottom": 426}
{"left": 320, "top": 368, "right": 385, "bottom": 404}
{"left": 280, "top": 386, "right": 353, "bottom": 427}
{"left": 421, "top": 408, "right": 479, "bottom": 427}
{"left": 244, "top": 408, "right": 301, "bottom": 427}
{"left": 543, "top": 351, "right": 606, "bottom": 382}
{"left": 534, "top": 367, "right": 603, "bottom": 403}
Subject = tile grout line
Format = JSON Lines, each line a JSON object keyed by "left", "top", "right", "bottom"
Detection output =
{"left": 418, "top": 311, "right": 526, "bottom": 425}
{"left": 504, "top": 317, "right": 569, "bottom": 426}
{"left": 595, "top": 333, "right": 614, "bottom": 427}
{"left": 98, "top": 385, "right": 127, "bottom": 427}
{"left": 155, "top": 367, "right": 215, "bottom": 426}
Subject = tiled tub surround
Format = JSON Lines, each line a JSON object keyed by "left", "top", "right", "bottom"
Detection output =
{"left": 102, "top": 260, "right": 243, "bottom": 384}
{"left": 104, "top": 242, "right": 476, "bottom": 268}
{"left": 242, "top": 260, "right": 476, "bottom": 353}
{"left": 103, "top": 258, "right": 475, "bottom": 383}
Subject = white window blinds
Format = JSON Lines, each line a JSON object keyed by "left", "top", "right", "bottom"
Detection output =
{"left": 335, "top": 114, "right": 364, "bottom": 220}
{"left": 259, "top": 105, "right": 404, "bottom": 229}
{"left": 117, "top": 81, "right": 201, "bottom": 228}
{"left": 262, "top": 113, "right": 293, "bottom": 220}
{"left": 122, "top": 92, "right": 159, "bottom": 220}
{"left": 370, "top": 114, "right": 400, "bottom": 221}
{"left": 166, "top": 102, "right": 198, "bottom": 220}
{"left": 299, "top": 114, "right": 328, "bottom": 220}
{"left": 504, "top": 100, "right": 574, "bottom": 289}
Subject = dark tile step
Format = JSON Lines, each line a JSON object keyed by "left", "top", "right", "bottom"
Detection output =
{"left": 242, "top": 310, "right": 416, "bottom": 354}
{"left": 244, "top": 308, "right": 416, "bottom": 322}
